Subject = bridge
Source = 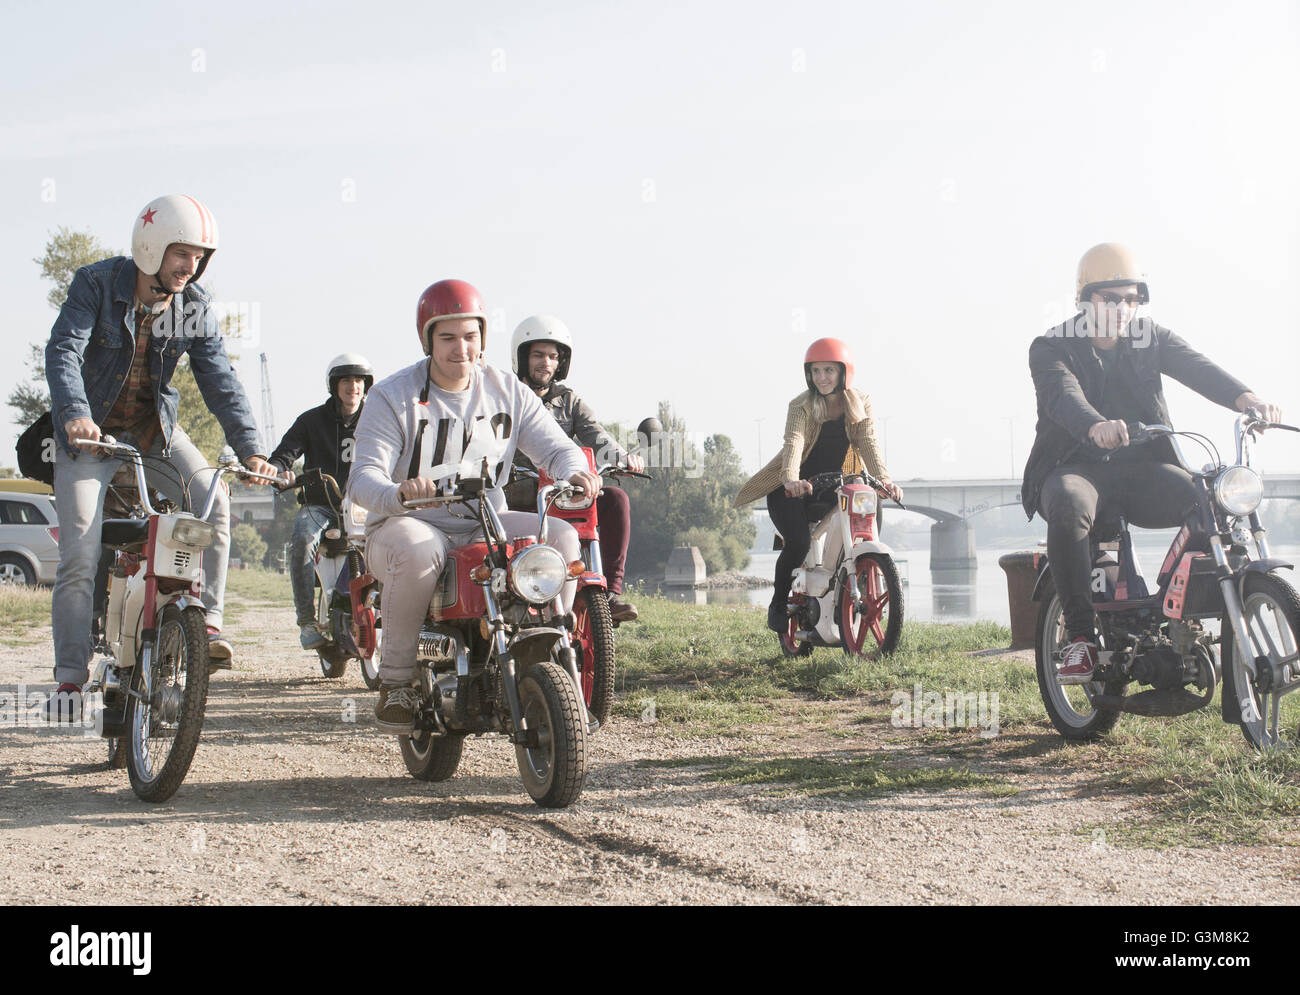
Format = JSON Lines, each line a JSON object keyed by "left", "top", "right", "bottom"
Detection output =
{"left": 895, "top": 474, "right": 1300, "bottom": 573}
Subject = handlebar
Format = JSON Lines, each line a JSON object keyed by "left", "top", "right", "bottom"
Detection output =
{"left": 80, "top": 436, "right": 278, "bottom": 520}
{"left": 806, "top": 470, "right": 906, "bottom": 510}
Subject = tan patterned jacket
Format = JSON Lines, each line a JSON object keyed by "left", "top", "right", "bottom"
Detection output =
{"left": 733, "top": 388, "right": 890, "bottom": 507}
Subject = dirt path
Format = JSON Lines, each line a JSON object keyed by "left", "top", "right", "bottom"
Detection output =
{"left": 2, "top": 599, "right": 1296, "bottom": 905}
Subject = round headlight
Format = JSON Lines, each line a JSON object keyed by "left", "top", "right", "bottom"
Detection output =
{"left": 509, "top": 544, "right": 568, "bottom": 605}
{"left": 1214, "top": 465, "right": 1263, "bottom": 517}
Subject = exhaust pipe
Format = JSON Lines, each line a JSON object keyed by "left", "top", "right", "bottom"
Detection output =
{"left": 417, "top": 630, "right": 459, "bottom": 663}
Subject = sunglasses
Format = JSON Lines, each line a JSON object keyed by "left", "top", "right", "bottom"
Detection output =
{"left": 1092, "top": 291, "right": 1144, "bottom": 307}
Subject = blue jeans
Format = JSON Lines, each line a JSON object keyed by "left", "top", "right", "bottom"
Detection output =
{"left": 51, "top": 425, "right": 230, "bottom": 686}
{"left": 291, "top": 505, "right": 335, "bottom": 627}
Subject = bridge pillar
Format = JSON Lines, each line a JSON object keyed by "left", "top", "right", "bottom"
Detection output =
{"left": 929, "top": 518, "right": 977, "bottom": 573}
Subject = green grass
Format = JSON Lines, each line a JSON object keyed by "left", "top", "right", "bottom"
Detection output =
{"left": 615, "top": 595, "right": 1300, "bottom": 846}
{"left": 225, "top": 568, "right": 293, "bottom": 606}
{"left": 0, "top": 585, "right": 52, "bottom": 642}
{"left": 639, "top": 753, "right": 1018, "bottom": 800}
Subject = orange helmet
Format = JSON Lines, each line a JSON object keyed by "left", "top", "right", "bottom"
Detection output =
{"left": 804, "top": 338, "right": 854, "bottom": 392}
{"left": 415, "top": 280, "right": 486, "bottom": 356}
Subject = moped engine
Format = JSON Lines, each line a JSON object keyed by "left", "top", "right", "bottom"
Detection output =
{"left": 1131, "top": 645, "right": 1187, "bottom": 690}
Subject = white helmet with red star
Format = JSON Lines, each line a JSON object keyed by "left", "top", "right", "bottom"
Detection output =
{"left": 131, "top": 194, "right": 220, "bottom": 281}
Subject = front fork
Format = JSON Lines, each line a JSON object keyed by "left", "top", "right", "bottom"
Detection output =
{"left": 1210, "top": 536, "right": 1290, "bottom": 722}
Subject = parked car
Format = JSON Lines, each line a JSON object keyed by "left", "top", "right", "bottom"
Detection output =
{"left": 0, "top": 480, "right": 59, "bottom": 585}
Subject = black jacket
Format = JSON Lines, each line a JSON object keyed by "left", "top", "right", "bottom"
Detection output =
{"left": 1021, "top": 316, "right": 1250, "bottom": 519}
{"left": 268, "top": 396, "right": 364, "bottom": 491}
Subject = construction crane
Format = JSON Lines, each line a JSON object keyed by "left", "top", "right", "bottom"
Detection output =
{"left": 259, "top": 353, "right": 277, "bottom": 454}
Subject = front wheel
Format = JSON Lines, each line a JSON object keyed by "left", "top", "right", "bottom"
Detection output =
{"left": 838, "top": 554, "right": 903, "bottom": 656}
{"left": 572, "top": 587, "right": 615, "bottom": 725}
{"left": 1034, "top": 583, "right": 1123, "bottom": 741}
{"left": 1221, "top": 571, "right": 1300, "bottom": 750}
{"left": 515, "top": 660, "right": 587, "bottom": 809}
{"left": 125, "top": 604, "right": 210, "bottom": 802}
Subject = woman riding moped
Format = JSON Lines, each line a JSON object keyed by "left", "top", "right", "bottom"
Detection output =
{"left": 734, "top": 338, "right": 903, "bottom": 631}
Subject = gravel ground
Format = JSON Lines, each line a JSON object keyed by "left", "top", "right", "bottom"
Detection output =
{"left": 2, "top": 599, "right": 1297, "bottom": 905}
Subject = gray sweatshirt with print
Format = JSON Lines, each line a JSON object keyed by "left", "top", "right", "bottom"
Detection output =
{"left": 347, "top": 359, "right": 590, "bottom": 536}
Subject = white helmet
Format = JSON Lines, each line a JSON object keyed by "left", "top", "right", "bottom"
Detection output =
{"left": 326, "top": 353, "right": 374, "bottom": 395}
{"left": 131, "top": 194, "right": 219, "bottom": 281}
{"left": 511, "top": 315, "right": 574, "bottom": 383}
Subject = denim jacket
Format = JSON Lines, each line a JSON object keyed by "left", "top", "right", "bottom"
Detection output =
{"left": 44, "top": 256, "right": 262, "bottom": 460}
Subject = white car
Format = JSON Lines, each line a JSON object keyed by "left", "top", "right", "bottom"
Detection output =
{"left": 0, "top": 480, "right": 59, "bottom": 585}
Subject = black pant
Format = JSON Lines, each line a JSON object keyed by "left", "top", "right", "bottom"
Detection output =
{"left": 766, "top": 488, "right": 824, "bottom": 605}
{"left": 1040, "top": 460, "right": 1200, "bottom": 639}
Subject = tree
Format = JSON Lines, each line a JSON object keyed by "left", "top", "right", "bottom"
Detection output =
{"left": 231, "top": 523, "right": 267, "bottom": 567}
{"left": 10, "top": 228, "right": 119, "bottom": 427}
{"left": 624, "top": 401, "right": 756, "bottom": 580}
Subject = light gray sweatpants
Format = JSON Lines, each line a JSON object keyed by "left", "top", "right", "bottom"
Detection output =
{"left": 367, "top": 511, "right": 579, "bottom": 685}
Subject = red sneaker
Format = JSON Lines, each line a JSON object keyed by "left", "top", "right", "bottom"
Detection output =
{"left": 1057, "top": 637, "right": 1098, "bottom": 685}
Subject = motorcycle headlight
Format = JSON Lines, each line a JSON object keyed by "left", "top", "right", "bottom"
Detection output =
{"left": 509, "top": 544, "right": 568, "bottom": 605}
{"left": 850, "top": 490, "right": 877, "bottom": 515}
{"left": 170, "top": 517, "right": 214, "bottom": 549}
{"left": 1214, "top": 465, "right": 1263, "bottom": 517}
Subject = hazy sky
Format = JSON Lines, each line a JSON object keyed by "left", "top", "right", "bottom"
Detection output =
{"left": 3, "top": 0, "right": 1297, "bottom": 486}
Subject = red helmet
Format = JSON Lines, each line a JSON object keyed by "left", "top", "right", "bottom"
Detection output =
{"left": 415, "top": 279, "right": 486, "bottom": 356}
{"left": 804, "top": 338, "right": 854, "bottom": 392}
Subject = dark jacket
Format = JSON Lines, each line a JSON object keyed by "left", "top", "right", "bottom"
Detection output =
{"left": 1021, "top": 315, "right": 1250, "bottom": 519}
{"left": 505, "top": 381, "right": 626, "bottom": 508}
{"left": 268, "top": 396, "right": 364, "bottom": 491}
{"left": 45, "top": 256, "right": 261, "bottom": 460}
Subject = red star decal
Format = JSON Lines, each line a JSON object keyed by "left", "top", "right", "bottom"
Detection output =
{"left": 140, "top": 208, "right": 157, "bottom": 226}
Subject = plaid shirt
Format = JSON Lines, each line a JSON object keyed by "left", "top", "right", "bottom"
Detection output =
{"left": 100, "top": 305, "right": 161, "bottom": 452}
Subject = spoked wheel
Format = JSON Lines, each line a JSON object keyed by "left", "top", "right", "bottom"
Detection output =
{"left": 1034, "top": 584, "right": 1123, "bottom": 742}
{"left": 399, "top": 669, "right": 464, "bottom": 780}
{"left": 838, "top": 554, "right": 904, "bottom": 656}
{"left": 515, "top": 659, "right": 587, "bottom": 808}
{"left": 571, "top": 587, "right": 615, "bottom": 725}
{"left": 125, "top": 604, "right": 210, "bottom": 802}
{"left": 1221, "top": 571, "right": 1300, "bottom": 750}
{"left": 314, "top": 584, "right": 348, "bottom": 678}
{"left": 778, "top": 596, "right": 814, "bottom": 657}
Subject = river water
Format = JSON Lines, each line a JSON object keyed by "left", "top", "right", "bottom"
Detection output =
{"left": 658, "top": 535, "right": 1300, "bottom": 627}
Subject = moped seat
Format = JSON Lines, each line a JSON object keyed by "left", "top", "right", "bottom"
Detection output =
{"left": 101, "top": 518, "right": 148, "bottom": 550}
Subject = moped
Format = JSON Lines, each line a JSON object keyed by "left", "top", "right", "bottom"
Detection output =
{"left": 84, "top": 439, "right": 279, "bottom": 800}
{"left": 396, "top": 471, "right": 596, "bottom": 808}
{"left": 1033, "top": 413, "right": 1300, "bottom": 748}
{"left": 779, "top": 470, "right": 906, "bottom": 658}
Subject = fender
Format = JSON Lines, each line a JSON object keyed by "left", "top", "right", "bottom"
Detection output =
{"left": 170, "top": 593, "right": 205, "bottom": 615}
{"left": 1239, "top": 557, "right": 1294, "bottom": 578}
{"left": 577, "top": 571, "right": 607, "bottom": 590}
{"left": 507, "top": 626, "right": 567, "bottom": 669}
{"left": 1031, "top": 559, "right": 1054, "bottom": 602}
{"left": 840, "top": 538, "right": 896, "bottom": 577}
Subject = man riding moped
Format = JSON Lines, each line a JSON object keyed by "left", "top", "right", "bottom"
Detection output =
{"left": 1023, "top": 242, "right": 1282, "bottom": 686}
{"left": 505, "top": 315, "right": 645, "bottom": 622}
{"left": 268, "top": 353, "right": 373, "bottom": 650}
{"left": 346, "top": 280, "right": 599, "bottom": 733}
{"left": 43, "top": 194, "right": 275, "bottom": 720}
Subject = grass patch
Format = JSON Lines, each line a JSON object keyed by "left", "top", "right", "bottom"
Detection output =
{"left": 639, "top": 753, "right": 1018, "bottom": 800}
{"left": 225, "top": 568, "right": 293, "bottom": 606}
{"left": 0, "top": 585, "right": 52, "bottom": 641}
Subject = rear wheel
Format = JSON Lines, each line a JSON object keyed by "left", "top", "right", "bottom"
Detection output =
{"left": 778, "top": 596, "right": 814, "bottom": 657}
{"left": 515, "top": 660, "right": 587, "bottom": 808}
{"left": 839, "top": 554, "right": 903, "bottom": 656}
{"left": 0, "top": 553, "right": 36, "bottom": 586}
{"left": 1221, "top": 571, "right": 1300, "bottom": 750}
{"left": 1034, "top": 583, "right": 1123, "bottom": 741}
{"left": 125, "top": 604, "right": 210, "bottom": 802}
{"left": 314, "top": 584, "right": 348, "bottom": 677}
{"left": 572, "top": 587, "right": 615, "bottom": 725}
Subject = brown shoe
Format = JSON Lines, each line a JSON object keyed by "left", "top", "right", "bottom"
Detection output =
{"left": 608, "top": 595, "right": 638, "bottom": 623}
{"left": 206, "top": 627, "right": 233, "bottom": 671}
{"left": 375, "top": 683, "right": 419, "bottom": 734}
